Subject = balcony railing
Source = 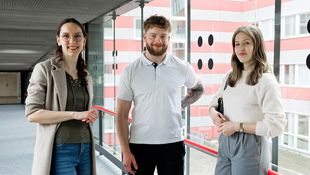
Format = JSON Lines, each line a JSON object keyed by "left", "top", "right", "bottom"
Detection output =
{"left": 92, "top": 105, "right": 281, "bottom": 175}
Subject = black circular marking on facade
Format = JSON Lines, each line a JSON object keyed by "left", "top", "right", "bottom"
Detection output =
{"left": 198, "top": 36, "right": 203, "bottom": 47}
{"left": 208, "top": 58, "right": 214, "bottom": 70}
{"left": 307, "top": 20, "right": 310, "bottom": 33}
{"left": 306, "top": 54, "right": 310, "bottom": 69}
{"left": 208, "top": 34, "right": 214, "bottom": 46}
{"left": 198, "top": 59, "right": 203, "bottom": 70}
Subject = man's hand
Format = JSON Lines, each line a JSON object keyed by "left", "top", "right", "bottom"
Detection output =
{"left": 123, "top": 151, "right": 138, "bottom": 174}
{"left": 181, "top": 80, "right": 204, "bottom": 108}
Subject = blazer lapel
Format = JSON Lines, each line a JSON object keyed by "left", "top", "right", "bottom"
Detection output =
{"left": 86, "top": 73, "right": 93, "bottom": 109}
{"left": 51, "top": 62, "right": 67, "bottom": 111}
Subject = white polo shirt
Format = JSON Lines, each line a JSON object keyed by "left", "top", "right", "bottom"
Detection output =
{"left": 117, "top": 53, "right": 198, "bottom": 144}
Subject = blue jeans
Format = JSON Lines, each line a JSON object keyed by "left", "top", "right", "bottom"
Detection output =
{"left": 51, "top": 143, "right": 92, "bottom": 175}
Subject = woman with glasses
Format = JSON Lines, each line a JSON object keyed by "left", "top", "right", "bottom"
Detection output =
{"left": 25, "top": 18, "right": 98, "bottom": 175}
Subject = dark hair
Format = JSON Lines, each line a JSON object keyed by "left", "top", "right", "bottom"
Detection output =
{"left": 228, "top": 25, "right": 270, "bottom": 87}
{"left": 55, "top": 18, "right": 88, "bottom": 86}
{"left": 144, "top": 15, "right": 171, "bottom": 33}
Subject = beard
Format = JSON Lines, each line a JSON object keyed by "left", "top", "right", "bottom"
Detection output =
{"left": 145, "top": 42, "right": 168, "bottom": 56}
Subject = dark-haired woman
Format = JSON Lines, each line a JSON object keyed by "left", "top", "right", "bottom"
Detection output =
{"left": 209, "top": 26, "right": 286, "bottom": 175}
{"left": 25, "top": 18, "right": 98, "bottom": 175}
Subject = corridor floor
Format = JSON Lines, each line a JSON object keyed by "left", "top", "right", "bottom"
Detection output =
{"left": 0, "top": 104, "right": 120, "bottom": 175}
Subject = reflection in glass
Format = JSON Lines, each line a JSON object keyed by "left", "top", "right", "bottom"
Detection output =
{"left": 87, "top": 17, "right": 104, "bottom": 106}
{"left": 283, "top": 134, "right": 294, "bottom": 147}
{"left": 259, "top": 19, "right": 273, "bottom": 40}
{"left": 284, "top": 64, "right": 295, "bottom": 85}
{"left": 298, "top": 115, "right": 308, "bottom": 136}
{"left": 297, "top": 65, "right": 310, "bottom": 85}
{"left": 135, "top": 18, "right": 141, "bottom": 39}
{"left": 285, "top": 113, "right": 295, "bottom": 133}
{"left": 299, "top": 13, "right": 310, "bottom": 35}
{"left": 285, "top": 15, "right": 296, "bottom": 37}
{"left": 172, "top": 43, "right": 185, "bottom": 59}
{"left": 104, "top": 20, "right": 113, "bottom": 38}
{"left": 172, "top": 0, "right": 185, "bottom": 16}
{"left": 297, "top": 137, "right": 308, "bottom": 150}
{"left": 171, "top": 20, "right": 186, "bottom": 40}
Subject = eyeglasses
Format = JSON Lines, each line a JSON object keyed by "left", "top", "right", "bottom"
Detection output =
{"left": 146, "top": 33, "right": 169, "bottom": 42}
{"left": 60, "top": 33, "right": 84, "bottom": 42}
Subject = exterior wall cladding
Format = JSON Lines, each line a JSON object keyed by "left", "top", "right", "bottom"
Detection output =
{"left": 101, "top": 0, "right": 310, "bottom": 155}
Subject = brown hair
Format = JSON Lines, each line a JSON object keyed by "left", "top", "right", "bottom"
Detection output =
{"left": 55, "top": 18, "right": 88, "bottom": 86}
{"left": 144, "top": 15, "right": 171, "bottom": 33}
{"left": 228, "top": 25, "right": 270, "bottom": 87}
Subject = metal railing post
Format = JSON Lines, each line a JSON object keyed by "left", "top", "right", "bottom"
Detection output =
{"left": 99, "top": 111, "right": 103, "bottom": 147}
{"left": 272, "top": 0, "right": 281, "bottom": 172}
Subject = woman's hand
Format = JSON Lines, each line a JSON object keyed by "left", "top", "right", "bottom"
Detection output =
{"left": 218, "top": 122, "right": 239, "bottom": 136}
{"left": 74, "top": 108, "right": 98, "bottom": 123}
{"left": 209, "top": 107, "right": 226, "bottom": 126}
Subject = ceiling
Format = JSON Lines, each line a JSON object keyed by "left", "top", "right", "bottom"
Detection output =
{"left": 0, "top": 0, "right": 139, "bottom": 71}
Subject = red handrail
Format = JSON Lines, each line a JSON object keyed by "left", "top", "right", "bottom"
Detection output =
{"left": 184, "top": 138, "right": 218, "bottom": 156}
{"left": 268, "top": 170, "right": 280, "bottom": 175}
{"left": 93, "top": 105, "right": 280, "bottom": 175}
{"left": 184, "top": 138, "right": 280, "bottom": 175}
{"left": 92, "top": 105, "right": 116, "bottom": 116}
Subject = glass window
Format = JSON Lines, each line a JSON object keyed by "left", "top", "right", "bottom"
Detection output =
{"left": 285, "top": 15, "right": 296, "bottom": 37}
{"left": 104, "top": 64, "right": 113, "bottom": 74}
{"left": 283, "top": 134, "right": 294, "bottom": 147}
{"left": 104, "top": 20, "right": 113, "bottom": 38}
{"left": 172, "top": 42, "right": 185, "bottom": 59}
{"left": 103, "top": 115, "right": 114, "bottom": 130}
{"left": 298, "top": 115, "right": 309, "bottom": 136}
{"left": 88, "top": 17, "right": 104, "bottom": 106}
{"left": 281, "top": 17, "right": 285, "bottom": 37}
{"left": 135, "top": 18, "right": 141, "bottom": 39}
{"left": 297, "top": 137, "right": 308, "bottom": 150}
{"left": 259, "top": 19, "right": 273, "bottom": 40}
{"left": 298, "top": 65, "right": 310, "bottom": 86}
{"left": 284, "top": 64, "right": 295, "bottom": 85}
{"left": 299, "top": 13, "right": 310, "bottom": 35}
{"left": 172, "top": 0, "right": 185, "bottom": 16}
{"left": 171, "top": 20, "right": 186, "bottom": 40}
{"left": 85, "top": 1, "right": 310, "bottom": 174}
{"left": 285, "top": 113, "right": 295, "bottom": 133}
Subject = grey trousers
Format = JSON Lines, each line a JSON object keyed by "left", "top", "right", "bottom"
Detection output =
{"left": 214, "top": 132, "right": 269, "bottom": 175}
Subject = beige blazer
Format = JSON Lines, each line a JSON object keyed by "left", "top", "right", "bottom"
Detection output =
{"left": 25, "top": 56, "right": 96, "bottom": 175}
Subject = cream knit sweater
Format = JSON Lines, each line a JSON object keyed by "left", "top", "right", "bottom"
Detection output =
{"left": 209, "top": 71, "right": 286, "bottom": 138}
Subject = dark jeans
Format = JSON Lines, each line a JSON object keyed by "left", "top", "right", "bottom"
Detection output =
{"left": 129, "top": 141, "right": 185, "bottom": 175}
{"left": 51, "top": 143, "right": 92, "bottom": 175}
